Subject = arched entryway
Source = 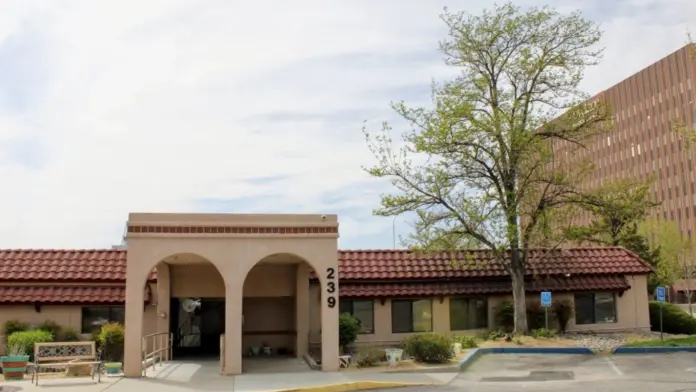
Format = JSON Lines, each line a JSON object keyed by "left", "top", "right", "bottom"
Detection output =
{"left": 240, "top": 253, "right": 316, "bottom": 373}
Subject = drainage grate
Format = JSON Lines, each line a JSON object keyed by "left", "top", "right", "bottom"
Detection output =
{"left": 482, "top": 370, "right": 575, "bottom": 382}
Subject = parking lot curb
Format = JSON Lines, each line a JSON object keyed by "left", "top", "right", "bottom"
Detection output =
{"left": 612, "top": 346, "right": 696, "bottom": 354}
{"left": 459, "top": 347, "right": 594, "bottom": 370}
{"left": 269, "top": 381, "right": 430, "bottom": 392}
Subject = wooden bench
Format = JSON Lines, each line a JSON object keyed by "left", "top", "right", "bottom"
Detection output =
{"left": 31, "top": 341, "right": 103, "bottom": 385}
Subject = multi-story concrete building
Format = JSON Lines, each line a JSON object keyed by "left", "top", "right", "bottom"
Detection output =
{"left": 555, "top": 44, "right": 696, "bottom": 237}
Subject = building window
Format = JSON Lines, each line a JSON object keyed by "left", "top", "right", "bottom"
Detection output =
{"left": 449, "top": 297, "right": 488, "bottom": 330}
{"left": 392, "top": 299, "right": 433, "bottom": 333}
{"left": 574, "top": 293, "right": 617, "bottom": 325}
{"left": 81, "top": 306, "right": 125, "bottom": 333}
{"left": 339, "top": 299, "right": 374, "bottom": 334}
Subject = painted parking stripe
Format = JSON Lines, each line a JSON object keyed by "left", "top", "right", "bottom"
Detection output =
{"left": 604, "top": 356, "right": 624, "bottom": 375}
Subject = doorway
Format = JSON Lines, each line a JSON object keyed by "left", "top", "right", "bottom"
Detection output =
{"left": 170, "top": 297, "right": 225, "bottom": 358}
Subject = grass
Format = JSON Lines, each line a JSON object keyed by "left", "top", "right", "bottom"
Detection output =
{"left": 624, "top": 335, "right": 696, "bottom": 347}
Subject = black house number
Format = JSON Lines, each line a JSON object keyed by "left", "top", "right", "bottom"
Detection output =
{"left": 326, "top": 268, "right": 337, "bottom": 308}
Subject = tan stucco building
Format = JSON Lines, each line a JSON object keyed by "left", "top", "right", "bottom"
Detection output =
{"left": 0, "top": 213, "right": 654, "bottom": 377}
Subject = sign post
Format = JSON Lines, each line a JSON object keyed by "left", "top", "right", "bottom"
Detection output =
{"left": 541, "top": 291, "right": 552, "bottom": 330}
{"left": 656, "top": 286, "right": 666, "bottom": 340}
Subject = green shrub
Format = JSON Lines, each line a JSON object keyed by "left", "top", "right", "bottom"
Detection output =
{"left": 3, "top": 320, "right": 29, "bottom": 337}
{"left": 37, "top": 320, "right": 62, "bottom": 340}
{"left": 98, "top": 323, "right": 125, "bottom": 362}
{"left": 355, "top": 346, "right": 383, "bottom": 368}
{"left": 531, "top": 328, "right": 557, "bottom": 338}
{"left": 648, "top": 301, "right": 696, "bottom": 335}
{"left": 494, "top": 300, "right": 515, "bottom": 332}
{"left": 552, "top": 300, "right": 574, "bottom": 333}
{"left": 452, "top": 335, "right": 478, "bottom": 348}
{"left": 339, "top": 313, "right": 360, "bottom": 354}
{"left": 7, "top": 330, "right": 54, "bottom": 360}
{"left": 403, "top": 333, "right": 454, "bottom": 364}
{"left": 526, "top": 303, "right": 546, "bottom": 330}
{"left": 60, "top": 327, "right": 81, "bottom": 342}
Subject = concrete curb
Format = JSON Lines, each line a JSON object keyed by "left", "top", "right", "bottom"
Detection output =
{"left": 269, "top": 381, "right": 429, "bottom": 392}
{"left": 612, "top": 346, "right": 696, "bottom": 354}
{"left": 458, "top": 347, "right": 594, "bottom": 370}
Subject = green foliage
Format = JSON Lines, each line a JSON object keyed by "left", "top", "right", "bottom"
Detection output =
{"left": 526, "top": 303, "right": 546, "bottom": 330}
{"left": 7, "top": 330, "right": 54, "bottom": 360}
{"left": 362, "top": 1, "right": 607, "bottom": 334}
{"left": 452, "top": 335, "right": 478, "bottom": 348}
{"left": 355, "top": 346, "right": 384, "bottom": 368}
{"left": 552, "top": 300, "right": 574, "bottom": 333}
{"left": 531, "top": 328, "right": 557, "bottom": 338}
{"left": 60, "top": 328, "right": 81, "bottom": 342}
{"left": 37, "top": 320, "right": 62, "bottom": 340}
{"left": 339, "top": 313, "right": 360, "bottom": 353}
{"left": 479, "top": 329, "right": 506, "bottom": 341}
{"left": 3, "top": 320, "right": 29, "bottom": 337}
{"left": 494, "top": 300, "right": 515, "bottom": 332}
{"left": 648, "top": 301, "right": 696, "bottom": 335}
{"left": 640, "top": 219, "right": 695, "bottom": 287}
{"left": 403, "top": 333, "right": 454, "bottom": 364}
{"left": 625, "top": 334, "right": 696, "bottom": 347}
{"left": 97, "top": 323, "right": 125, "bottom": 362}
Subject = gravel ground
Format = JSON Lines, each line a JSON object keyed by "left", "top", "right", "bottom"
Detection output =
{"left": 563, "top": 331, "right": 689, "bottom": 351}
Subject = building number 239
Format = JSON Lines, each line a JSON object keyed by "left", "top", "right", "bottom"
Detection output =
{"left": 326, "top": 267, "right": 336, "bottom": 308}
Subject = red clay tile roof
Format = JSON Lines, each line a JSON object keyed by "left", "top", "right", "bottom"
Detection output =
{"left": 0, "top": 286, "right": 126, "bottom": 304}
{"left": 335, "top": 247, "right": 652, "bottom": 280}
{"left": 338, "top": 275, "right": 631, "bottom": 297}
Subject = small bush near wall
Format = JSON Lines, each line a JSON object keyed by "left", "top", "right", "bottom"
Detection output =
{"left": 338, "top": 313, "right": 360, "bottom": 354}
{"left": 493, "top": 300, "right": 515, "bottom": 331}
{"left": 649, "top": 301, "right": 696, "bottom": 335}
{"left": 7, "top": 330, "right": 54, "bottom": 360}
{"left": 60, "top": 328, "right": 81, "bottom": 342}
{"left": 552, "top": 300, "right": 574, "bottom": 333}
{"left": 403, "top": 333, "right": 454, "bottom": 364}
{"left": 355, "top": 346, "right": 384, "bottom": 368}
{"left": 526, "top": 303, "right": 546, "bottom": 330}
{"left": 3, "top": 320, "right": 29, "bottom": 337}
{"left": 452, "top": 335, "right": 478, "bottom": 348}
{"left": 98, "top": 323, "right": 125, "bottom": 362}
{"left": 37, "top": 320, "right": 63, "bottom": 340}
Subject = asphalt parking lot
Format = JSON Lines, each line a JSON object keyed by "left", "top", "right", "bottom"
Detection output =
{"left": 374, "top": 352, "right": 696, "bottom": 392}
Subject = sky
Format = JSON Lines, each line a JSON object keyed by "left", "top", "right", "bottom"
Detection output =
{"left": 0, "top": 0, "right": 693, "bottom": 250}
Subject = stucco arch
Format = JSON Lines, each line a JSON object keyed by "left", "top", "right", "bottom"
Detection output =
{"left": 241, "top": 251, "right": 325, "bottom": 290}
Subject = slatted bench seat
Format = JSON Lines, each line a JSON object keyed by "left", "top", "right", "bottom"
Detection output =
{"left": 31, "top": 341, "right": 103, "bottom": 385}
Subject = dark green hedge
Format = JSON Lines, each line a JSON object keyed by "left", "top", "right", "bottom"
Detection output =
{"left": 648, "top": 301, "right": 696, "bottom": 335}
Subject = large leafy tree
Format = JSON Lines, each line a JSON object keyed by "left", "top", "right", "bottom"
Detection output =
{"left": 363, "top": 3, "right": 610, "bottom": 332}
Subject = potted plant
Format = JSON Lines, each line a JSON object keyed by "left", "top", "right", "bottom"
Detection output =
{"left": 104, "top": 362, "right": 123, "bottom": 376}
{"left": 261, "top": 342, "right": 271, "bottom": 356}
{"left": 1, "top": 344, "right": 29, "bottom": 380}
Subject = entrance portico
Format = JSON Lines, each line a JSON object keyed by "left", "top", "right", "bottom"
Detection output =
{"left": 123, "top": 213, "right": 340, "bottom": 377}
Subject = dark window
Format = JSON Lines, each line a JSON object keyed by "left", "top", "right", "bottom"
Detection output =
{"left": 339, "top": 299, "right": 374, "bottom": 334}
{"left": 391, "top": 299, "right": 433, "bottom": 333}
{"left": 574, "top": 293, "right": 617, "bottom": 325}
{"left": 81, "top": 306, "right": 125, "bottom": 333}
{"left": 449, "top": 297, "right": 488, "bottom": 330}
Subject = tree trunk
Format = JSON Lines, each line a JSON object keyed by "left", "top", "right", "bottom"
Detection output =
{"left": 510, "top": 265, "right": 528, "bottom": 333}
{"left": 688, "top": 291, "right": 693, "bottom": 316}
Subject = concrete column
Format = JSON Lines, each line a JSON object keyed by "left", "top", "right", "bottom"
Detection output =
{"left": 156, "top": 264, "right": 171, "bottom": 360}
{"left": 124, "top": 271, "right": 146, "bottom": 377}
{"left": 295, "top": 263, "right": 310, "bottom": 357}
{"left": 320, "top": 277, "right": 339, "bottom": 371}
{"left": 224, "top": 282, "right": 243, "bottom": 375}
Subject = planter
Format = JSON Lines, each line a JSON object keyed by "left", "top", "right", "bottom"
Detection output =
{"left": 384, "top": 348, "right": 403, "bottom": 367}
{"left": 451, "top": 342, "right": 463, "bottom": 355}
{"left": 1, "top": 355, "right": 29, "bottom": 381}
{"left": 105, "top": 362, "right": 123, "bottom": 375}
{"left": 262, "top": 346, "right": 272, "bottom": 356}
{"left": 251, "top": 347, "right": 260, "bottom": 356}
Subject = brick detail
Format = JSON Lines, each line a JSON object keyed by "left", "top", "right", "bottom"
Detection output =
{"left": 127, "top": 225, "right": 338, "bottom": 235}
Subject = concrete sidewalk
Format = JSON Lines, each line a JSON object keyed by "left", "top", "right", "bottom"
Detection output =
{"left": 1, "top": 361, "right": 457, "bottom": 392}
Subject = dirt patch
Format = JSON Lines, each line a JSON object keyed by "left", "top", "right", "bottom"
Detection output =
{"left": 478, "top": 336, "right": 579, "bottom": 348}
{"left": 341, "top": 351, "right": 471, "bottom": 372}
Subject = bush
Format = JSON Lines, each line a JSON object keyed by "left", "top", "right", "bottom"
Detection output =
{"left": 98, "top": 323, "right": 125, "bottom": 362}
{"left": 403, "top": 333, "right": 453, "bottom": 364}
{"left": 37, "top": 320, "right": 62, "bottom": 340}
{"left": 452, "top": 335, "right": 478, "bottom": 348}
{"left": 355, "top": 346, "right": 383, "bottom": 368}
{"left": 531, "top": 328, "right": 557, "bottom": 338}
{"left": 60, "top": 328, "right": 81, "bottom": 342}
{"left": 3, "top": 320, "right": 29, "bottom": 337}
{"left": 494, "top": 300, "right": 515, "bottom": 332}
{"left": 648, "top": 301, "right": 696, "bottom": 335}
{"left": 7, "top": 330, "right": 54, "bottom": 360}
{"left": 339, "top": 313, "right": 360, "bottom": 354}
{"left": 526, "top": 303, "right": 547, "bottom": 330}
{"left": 552, "top": 300, "right": 574, "bottom": 333}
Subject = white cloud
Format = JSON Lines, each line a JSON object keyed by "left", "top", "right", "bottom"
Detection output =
{"left": 0, "top": 0, "right": 693, "bottom": 248}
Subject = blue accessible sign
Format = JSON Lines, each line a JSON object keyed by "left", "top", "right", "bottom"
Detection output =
{"left": 541, "top": 291, "right": 552, "bottom": 307}
{"left": 656, "top": 286, "right": 666, "bottom": 302}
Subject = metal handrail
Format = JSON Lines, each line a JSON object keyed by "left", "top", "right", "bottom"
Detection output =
{"left": 142, "top": 332, "right": 173, "bottom": 377}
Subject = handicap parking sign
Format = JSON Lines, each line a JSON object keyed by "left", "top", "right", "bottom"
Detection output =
{"left": 656, "top": 286, "right": 666, "bottom": 302}
{"left": 541, "top": 291, "right": 552, "bottom": 307}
